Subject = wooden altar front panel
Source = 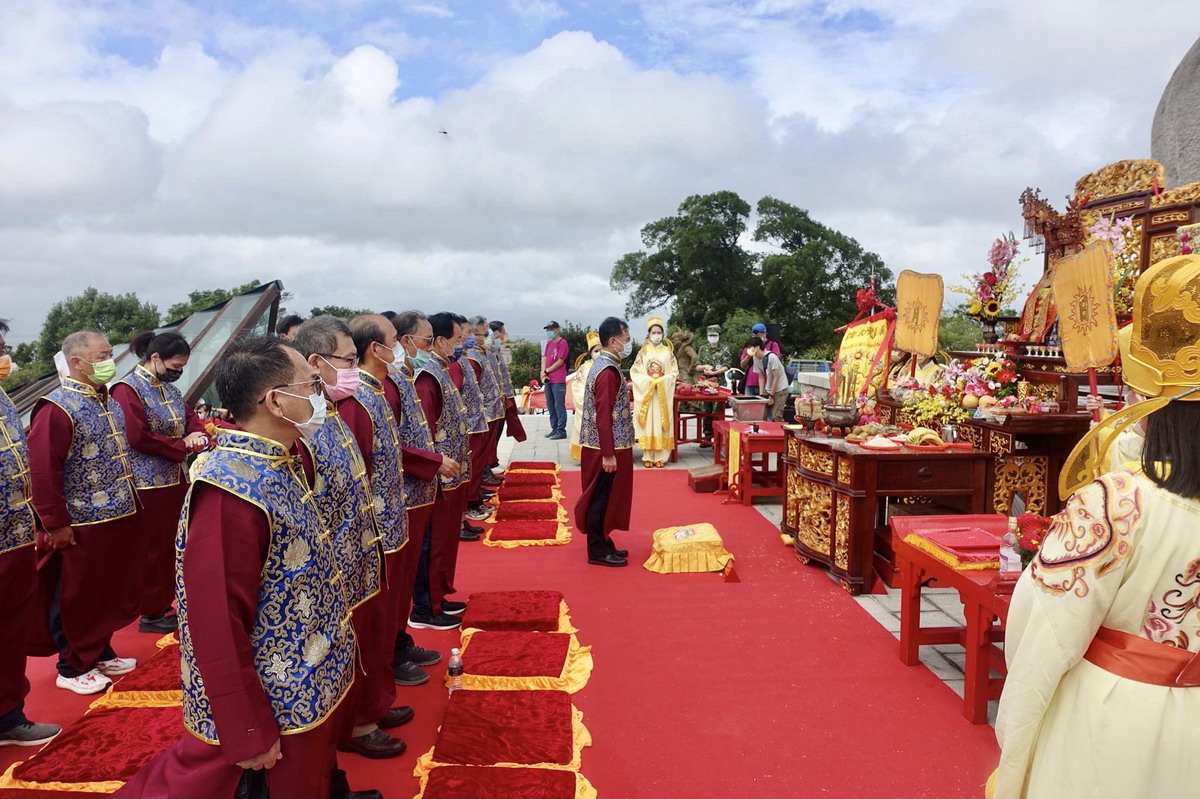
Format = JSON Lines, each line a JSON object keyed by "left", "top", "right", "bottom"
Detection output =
{"left": 876, "top": 393, "right": 1090, "bottom": 517}
{"left": 782, "top": 430, "right": 989, "bottom": 595}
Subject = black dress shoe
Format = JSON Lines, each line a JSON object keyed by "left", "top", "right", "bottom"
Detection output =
{"left": 337, "top": 728, "right": 406, "bottom": 759}
{"left": 346, "top": 792, "right": 384, "bottom": 799}
{"left": 393, "top": 661, "right": 430, "bottom": 686}
{"left": 614, "top": 549, "right": 628, "bottom": 558}
{"left": 441, "top": 600, "right": 466, "bottom": 616}
{"left": 460, "top": 529, "right": 482, "bottom": 542}
{"left": 588, "top": 553, "right": 628, "bottom": 567}
{"left": 462, "top": 521, "right": 484, "bottom": 534}
{"left": 138, "top": 614, "right": 179, "bottom": 634}
{"left": 398, "top": 645, "right": 441, "bottom": 666}
{"left": 379, "top": 705, "right": 414, "bottom": 729}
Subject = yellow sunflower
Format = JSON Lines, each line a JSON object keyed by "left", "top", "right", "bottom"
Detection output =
{"left": 983, "top": 300, "right": 1001, "bottom": 317}
{"left": 968, "top": 299, "right": 983, "bottom": 316}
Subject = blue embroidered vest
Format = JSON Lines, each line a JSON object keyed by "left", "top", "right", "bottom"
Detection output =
{"left": 581, "top": 352, "right": 635, "bottom": 451}
{"left": 300, "top": 409, "right": 383, "bottom": 611}
{"left": 41, "top": 379, "right": 138, "bottom": 525}
{"left": 118, "top": 364, "right": 187, "bottom": 489}
{"left": 346, "top": 371, "right": 408, "bottom": 553}
{"left": 488, "top": 347, "right": 514, "bottom": 398}
{"left": 419, "top": 355, "right": 471, "bottom": 490}
{"left": 0, "top": 389, "right": 36, "bottom": 556}
{"left": 391, "top": 365, "right": 437, "bottom": 509}
{"left": 467, "top": 348, "right": 504, "bottom": 422}
{"left": 458, "top": 354, "right": 490, "bottom": 435}
{"left": 177, "top": 430, "right": 356, "bottom": 743}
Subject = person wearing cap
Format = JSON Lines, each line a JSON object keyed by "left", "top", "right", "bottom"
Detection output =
{"left": 691, "top": 325, "right": 733, "bottom": 447}
{"left": 992, "top": 254, "right": 1200, "bottom": 798}
{"left": 541, "top": 322, "right": 570, "bottom": 440}
{"left": 568, "top": 332, "right": 602, "bottom": 461}
{"left": 739, "top": 323, "right": 780, "bottom": 396}
{"left": 630, "top": 317, "right": 678, "bottom": 468}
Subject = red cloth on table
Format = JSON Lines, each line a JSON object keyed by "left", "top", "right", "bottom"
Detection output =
{"left": 919, "top": 527, "right": 1002, "bottom": 564}
{"left": 496, "top": 485, "right": 555, "bottom": 501}
{"left": 423, "top": 766, "right": 577, "bottom": 799}
{"left": 495, "top": 502, "right": 561, "bottom": 522}
{"left": 111, "top": 643, "right": 181, "bottom": 693}
{"left": 433, "top": 691, "right": 574, "bottom": 766}
{"left": 508, "top": 461, "right": 558, "bottom": 471}
{"left": 461, "top": 591, "right": 563, "bottom": 632}
{"left": 463, "top": 632, "right": 570, "bottom": 677}
{"left": 16, "top": 706, "right": 182, "bottom": 785}
{"left": 488, "top": 521, "right": 562, "bottom": 542}
{"left": 503, "top": 472, "right": 557, "bottom": 487}
{"left": 0, "top": 545, "right": 35, "bottom": 723}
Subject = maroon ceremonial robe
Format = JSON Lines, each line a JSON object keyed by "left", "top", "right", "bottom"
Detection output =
{"left": 116, "top": 465, "right": 346, "bottom": 799}
{"left": 574, "top": 366, "right": 634, "bottom": 558}
{"left": 415, "top": 368, "right": 466, "bottom": 612}
{"left": 28, "top": 400, "right": 140, "bottom": 674}
{"left": 111, "top": 383, "right": 203, "bottom": 617}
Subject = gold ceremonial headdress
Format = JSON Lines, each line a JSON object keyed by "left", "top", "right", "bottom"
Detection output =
{"left": 647, "top": 316, "right": 665, "bottom": 332}
{"left": 1059, "top": 254, "right": 1200, "bottom": 498}
{"left": 586, "top": 331, "right": 600, "bottom": 350}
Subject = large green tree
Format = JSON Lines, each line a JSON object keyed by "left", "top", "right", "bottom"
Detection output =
{"left": 753, "top": 196, "right": 894, "bottom": 354}
{"left": 610, "top": 191, "right": 758, "bottom": 332}
{"left": 309, "top": 305, "right": 374, "bottom": 319}
{"left": 165, "top": 280, "right": 265, "bottom": 322}
{"left": 35, "top": 287, "right": 160, "bottom": 363}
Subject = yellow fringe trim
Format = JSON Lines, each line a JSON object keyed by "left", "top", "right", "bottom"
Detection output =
{"left": 483, "top": 523, "right": 573, "bottom": 548}
{"left": 454, "top": 630, "right": 593, "bottom": 694}
{"left": 155, "top": 633, "right": 179, "bottom": 649}
{"left": 0, "top": 762, "right": 123, "bottom": 794}
{"left": 89, "top": 689, "right": 182, "bottom": 710}
{"left": 412, "top": 706, "right": 591, "bottom": 777}
{"left": 486, "top": 504, "right": 569, "bottom": 526}
{"left": 507, "top": 464, "right": 561, "bottom": 474}
{"left": 558, "top": 600, "right": 578, "bottom": 634}
{"left": 413, "top": 767, "right": 597, "bottom": 799}
{"left": 493, "top": 489, "right": 564, "bottom": 505}
{"left": 901, "top": 533, "right": 999, "bottom": 571}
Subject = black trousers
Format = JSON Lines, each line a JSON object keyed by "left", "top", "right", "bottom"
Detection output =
{"left": 585, "top": 471, "right": 617, "bottom": 559}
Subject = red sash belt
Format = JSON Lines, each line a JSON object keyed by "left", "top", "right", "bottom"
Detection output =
{"left": 1083, "top": 627, "right": 1200, "bottom": 687}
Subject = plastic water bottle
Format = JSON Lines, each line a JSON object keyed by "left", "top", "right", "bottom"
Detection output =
{"left": 446, "top": 648, "right": 463, "bottom": 695}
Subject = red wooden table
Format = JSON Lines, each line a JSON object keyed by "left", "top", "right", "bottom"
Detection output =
{"left": 713, "top": 420, "right": 786, "bottom": 505}
{"left": 670, "top": 389, "right": 731, "bottom": 462}
{"left": 891, "top": 514, "right": 1013, "bottom": 724}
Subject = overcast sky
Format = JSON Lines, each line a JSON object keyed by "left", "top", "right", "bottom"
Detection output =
{"left": 2, "top": 0, "right": 1196, "bottom": 345}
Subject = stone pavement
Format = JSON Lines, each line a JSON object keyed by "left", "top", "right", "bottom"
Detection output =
{"left": 499, "top": 406, "right": 996, "bottom": 725}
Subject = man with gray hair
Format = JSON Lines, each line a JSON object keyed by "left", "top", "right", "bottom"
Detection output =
{"left": 29, "top": 330, "right": 142, "bottom": 694}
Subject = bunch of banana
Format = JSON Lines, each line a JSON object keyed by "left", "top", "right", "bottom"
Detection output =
{"left": 906, "top": 426, "right": 945, "bottom": 446}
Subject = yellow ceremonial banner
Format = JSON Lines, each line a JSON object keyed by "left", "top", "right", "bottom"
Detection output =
{"left": 895, "top": 270, "right": 943, "bottom": 357}
{"left": 1052, "top": 242, "right": 1118, "bottom": 371}
{"left": 832, "top": 312, "right": 893, "bottom": 404}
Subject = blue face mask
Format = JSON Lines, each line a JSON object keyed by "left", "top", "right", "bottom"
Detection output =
{"left": 465, "top": 336, "right": 476, "bottom": 350}
{"left": 409, "top": 349, "right": 432, "bottom": 369}
{"left": 451, "top": 346, "right": 463, "bottom": 361}
{"left": 546, "top": 331, "right": 555, "bottom": 340}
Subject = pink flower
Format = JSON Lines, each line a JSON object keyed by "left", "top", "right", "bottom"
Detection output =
{"left": 979, "top": 284, "right": 994, "bottom": 301}
{"left": 983, "top": 272, "right": 998, "bottom": 286}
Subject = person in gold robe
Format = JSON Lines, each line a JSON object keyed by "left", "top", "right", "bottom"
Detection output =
{"left": 630, "top": 317, "right": 678, "bottom": 468}
{"left": 993, "top": 254, "right": 1200, "bottom": 798}
{"left": 569, "top": 331, "right": 601, "bottom": 462}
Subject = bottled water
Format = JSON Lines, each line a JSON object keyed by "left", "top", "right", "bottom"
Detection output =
{"left": 447, "top": 647, "right": 463, "bottom": 694}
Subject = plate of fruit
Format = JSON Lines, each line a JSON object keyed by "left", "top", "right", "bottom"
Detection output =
{"left": 902, "top": 427, "right": 947, "bottom": 450}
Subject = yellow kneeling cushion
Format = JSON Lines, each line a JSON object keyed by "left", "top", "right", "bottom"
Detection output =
{"left": 643, "top": 523, "right": 734, "bottom": 574}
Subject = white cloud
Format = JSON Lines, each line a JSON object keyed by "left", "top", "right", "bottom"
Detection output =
{"left": 508, "top": 0, "right": 568, "bottom": 25}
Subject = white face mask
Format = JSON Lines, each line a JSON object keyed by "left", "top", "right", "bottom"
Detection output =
{"left": 620, "top": 339, "right": 633, "bottom": 358}
{"left": 707, "top": 336, "right": 719, "bottom": 345}
{"left": 280, "top": 389, "right": 327, "bottom": 440}
{"left": 649, "top": 332, "right": 663, "bottom": 344}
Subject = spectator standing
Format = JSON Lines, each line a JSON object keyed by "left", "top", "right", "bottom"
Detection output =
{"left": 541, "top": 321, "right": 569, "bottom": 440}
{"left": 739, "top": 323, "right": 780, "bottom": 396}
{"left": 745, "top": 337, "right": 789, "bottom": 421}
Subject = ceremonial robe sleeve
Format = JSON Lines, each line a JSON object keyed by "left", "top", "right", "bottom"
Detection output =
{"left": 182, "top": 482, "right": 279, "bottom": 764}
{"left": 415, "top": 374, "right": 442, "bottom": 435}
{"left": 112, "top": 383, "right": 188, "bottom": 463}
{"left": 594, "top": 368, "right": 618, "bottom": 458}
{"left": 28, "top": 402, "right": 73, "bottom": 530}
{"left": 469, "top": 359, "right": 483, "bottom": 380}
{"left": 401, "top": 446, "right": 443, "bottom": 482}
{"left": 336, "top": 400, "right": 376, "bottom": 476}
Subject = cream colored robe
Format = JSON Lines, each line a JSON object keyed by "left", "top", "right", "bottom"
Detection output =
{"left": 995, "top": 469, "right": 1200, "bottom": 798}
{"left": 630, "top": 342, "right": 678, "bottom": 464}
{"left": 568, "top": 359, "right": 595, "bottom": 462}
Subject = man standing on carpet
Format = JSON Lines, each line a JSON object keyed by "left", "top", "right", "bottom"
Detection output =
{"left": 28, "top": 330, "right": 141, "bottom": 695}
{"left": 460, "top": 315, "right": 500, "bottom": 536}
{"left": 575, "top": 317, "right": 635, "bottom": 567}
{"left": 0, "top": 319, "right": 61, "bottom": 747}
{"left": 691, "top": 324, "right": 733, "bottom": 447}
{"left": 389, "top": 310, "right": 458, "bottom": 685}
{"left": 332, "top": 314, "right": 412, "bottom": 759}
{"left": 466, "top": 315, "right": 505, "bottom": 493}
{"left": 118, "top": 337, "right": 356, "bottom": 799}
{"left": 487, "top": 319, "right": 526, "bottom": 471}
{"left": 411, "top": 312, "right": 472, "bottom": 630}
{"left": 541, "top": 321, "right": 569, "bottom": 440}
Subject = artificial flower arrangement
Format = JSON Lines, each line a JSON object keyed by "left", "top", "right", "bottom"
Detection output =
{"left": 947, "top": 355, "right": 1021, "bottom": 400}
{"left": 1005, "top": 512, "right": 1050, "bottom": 569}
{"left": 952, "top": 232, "right": 1023, "bottom": 321}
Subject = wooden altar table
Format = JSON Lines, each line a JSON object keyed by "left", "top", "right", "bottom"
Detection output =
{"left": 712, "top": 420, "right": 786, "bottom": 505}
{"left": 892, "top": 514, "right": 1013, "bottom": 724}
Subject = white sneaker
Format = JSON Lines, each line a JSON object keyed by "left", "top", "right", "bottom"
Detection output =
{"left": 95, "top": 656, "right": 137, "bottom": 676}
{"left": 56, "top": 670, "right": 112, "bottom": 695}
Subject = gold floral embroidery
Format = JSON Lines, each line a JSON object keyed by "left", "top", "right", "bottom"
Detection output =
{"left": 303, "top": 633, "right": 331, "bottom": 667}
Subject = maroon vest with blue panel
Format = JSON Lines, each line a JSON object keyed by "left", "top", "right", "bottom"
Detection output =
{"left": 458, "top": 353, "right": 490, "bottom": 435}
{"left": 580, "top": 352, "right": 635, "bottom": 451}
{"left": 118, "top": 364, "right": 188, "bottom": 489}
{"left": 390, "top": 365, "right": 438, "bottom": 509}
{"left": 40, "top": 378, "right": 139, "bottom": 525}
{"left": 467, "top": 348, "right": 504, "bottom": 422}
{"left": 0, "top": 388, "right": 36, "bottom": 555}
{"left": 346, "top": 371, "right": 408, "bottom": 554}
{"left": 420, "top": 354, "right": 471, "bottom": 490}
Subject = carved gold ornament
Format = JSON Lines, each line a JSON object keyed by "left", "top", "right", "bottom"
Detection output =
{"left": 1075, "top": 159, "right": 1164, "bottom": 202}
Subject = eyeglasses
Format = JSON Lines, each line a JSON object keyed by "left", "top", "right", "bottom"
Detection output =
{"left": 405, "top": 334, "right": 434, "bottom": 344}
{"left": 318, "top": 352, "right": 359, "bottom": 368}
{"left": 257, "top": 377, "right": 324, "bottom": 404}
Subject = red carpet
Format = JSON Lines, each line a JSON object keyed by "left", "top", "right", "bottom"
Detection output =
{"left": 3, "top": 469, "right": 998, "bottom": 798}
